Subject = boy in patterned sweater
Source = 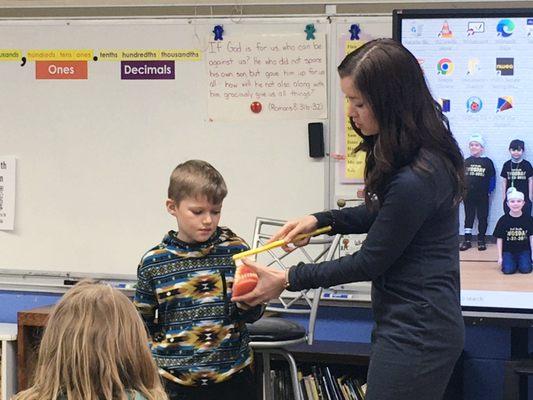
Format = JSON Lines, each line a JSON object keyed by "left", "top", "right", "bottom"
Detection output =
{"left": 134, "top": 160, "right": 263, "bottom": 400}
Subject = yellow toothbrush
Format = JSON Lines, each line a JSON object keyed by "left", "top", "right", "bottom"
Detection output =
{"left": 232, "top": 226, "right": 332, "bottom": 261}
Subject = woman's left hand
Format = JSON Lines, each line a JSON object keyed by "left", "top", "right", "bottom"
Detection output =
{"left": 231, "top": 258, "right": 286, "bottom": 307}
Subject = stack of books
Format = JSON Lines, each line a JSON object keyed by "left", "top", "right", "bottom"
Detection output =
{"left": 270, "top": 364, "right": 367, "bottom": 400}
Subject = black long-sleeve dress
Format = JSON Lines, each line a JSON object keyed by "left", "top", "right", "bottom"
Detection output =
{"left": 288, "top": 153, "right": 465, "bottom": 400}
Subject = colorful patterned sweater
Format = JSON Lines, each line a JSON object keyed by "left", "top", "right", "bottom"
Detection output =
{"left": 134, "top": 227, "right": 262, "bottom": 387}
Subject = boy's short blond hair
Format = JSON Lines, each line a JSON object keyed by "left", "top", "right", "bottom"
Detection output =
{"left": 168, "top": 160, "right": 227, "bottom": 205}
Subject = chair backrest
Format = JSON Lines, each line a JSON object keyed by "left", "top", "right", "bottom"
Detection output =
{"left": 251, "top": 217, "right": 341, "bottom": 345}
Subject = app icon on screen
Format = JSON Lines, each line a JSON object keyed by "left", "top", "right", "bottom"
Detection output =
{"left": 438, "top": 21, "right": 453, "bottom": 38}
{"left": 439, "top": 98, "right": 451, "bottom": 112}
{"left": 527, "top": 19, "right": 533, "bottom": 36}
{"left": 497, "top": 19, "right": 515, "bottom": 37}
{"left": 409, "top": 22, "right": 424, "bottom": 36}
{"left": 496, "top": 58, "right": 514, "bottom": 76}
{"left": 467, "top": 21, "right": 485, "bottom": 36}
{"left": 467, "top": 58, "right": 480, "bottom": 75}
{"left": 437, "top": 58, "right": 454, "bottom": 75}
{"left": 496, "top": 96, "right": 513, "bottom": 112}
{"left": 466, "top": 96, "right": 483, "bottom": 113}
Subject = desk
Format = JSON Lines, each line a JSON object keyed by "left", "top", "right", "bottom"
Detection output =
{"left": 17, "top": 305, "right": 53, "bottom": 390}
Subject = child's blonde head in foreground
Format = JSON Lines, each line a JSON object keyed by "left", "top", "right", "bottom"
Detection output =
{"left": 13, "top": 280, "right": 168, "bottom": 400}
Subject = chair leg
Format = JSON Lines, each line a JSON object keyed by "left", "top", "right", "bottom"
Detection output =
{"left": 261, "top": 351, "right": 273, "bottom": 400}
{"left": 269, "top": 349, "right": 302, "bottom": 400}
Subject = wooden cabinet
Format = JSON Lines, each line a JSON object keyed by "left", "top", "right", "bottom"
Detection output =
{"left": 17, "top": 305, "right": 53, "bottom": 391}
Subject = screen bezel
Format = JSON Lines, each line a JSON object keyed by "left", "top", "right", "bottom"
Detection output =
{"left": 393, "top": 8, "right": 533, "bottom": 322}
{"left": 393, "top": 8, "right": 533, "bottom": 41}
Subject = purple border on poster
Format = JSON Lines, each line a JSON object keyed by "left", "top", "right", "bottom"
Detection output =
{"left": 121, "top": 60, "right": 175, "bottom": 80}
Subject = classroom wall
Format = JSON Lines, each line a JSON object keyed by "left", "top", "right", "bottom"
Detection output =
{"left": 2, "top": 2, "right": 533, "bottom": 399}
{"left": 3, "top": 289, "right": 531, "bottom": 400}
{"left": 1, "top": 1, "right": 533, "bottom": 19}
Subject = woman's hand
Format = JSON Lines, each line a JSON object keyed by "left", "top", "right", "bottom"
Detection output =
{"left": 498, "top": 257, "right": 502, "bottom": 267}
{"left": 231, "top": 258, "right": 286, "bottom": 307}
{"left": 268, "top": 215, "right": 319, "bottom": 251}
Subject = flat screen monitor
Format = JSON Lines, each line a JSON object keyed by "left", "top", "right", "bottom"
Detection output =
{"left": 394, "top": 9, "right": 533, "bottom": 319}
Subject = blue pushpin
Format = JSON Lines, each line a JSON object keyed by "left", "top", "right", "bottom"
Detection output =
{"left": 213, "top": 25, "right": 224, "bottom": 41}
{"left": 305, "top": 24, "right": 316, "bottom": 40}
{"left": 349, "top": 24, "right": 361, "bottom": 40}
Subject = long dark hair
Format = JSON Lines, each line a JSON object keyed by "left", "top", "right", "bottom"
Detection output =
{"left": 338, "top": 38, "right": 464, "bottom": 208}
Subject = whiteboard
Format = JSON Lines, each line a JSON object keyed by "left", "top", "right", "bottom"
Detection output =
{"left": 329, "top": 15, "right": 393, "bottom": 204}
{"left": 322, "top": 16, "right": 391, "bottom": 300}
{"left": 0, "top": 17, "right": 332, "bottom": 274}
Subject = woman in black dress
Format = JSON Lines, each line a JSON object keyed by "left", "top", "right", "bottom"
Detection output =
{"left": 233, "top": 38, "right": 465, "bottom": 400}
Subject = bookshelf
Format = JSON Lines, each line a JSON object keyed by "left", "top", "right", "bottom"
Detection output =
{"left": 263, "top": 340, "right": 463, "bottom": 400}
{"left": 264, "top": 341, "right": 371, "bottom": 400}
{"left": 270, "top": 363, "right": 367, "bottom": 400}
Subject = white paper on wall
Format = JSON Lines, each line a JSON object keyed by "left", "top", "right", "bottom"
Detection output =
{"left": 206, "top": 33, "right": 328, "bottom": 121}
{"left": 0, "top": 156, "right": 16, "bottom": 231}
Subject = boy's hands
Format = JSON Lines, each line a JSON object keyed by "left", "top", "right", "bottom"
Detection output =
{"left": 268, "top": 215, "right": 319, "bottom": 251}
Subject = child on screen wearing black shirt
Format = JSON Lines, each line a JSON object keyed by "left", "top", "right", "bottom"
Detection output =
{"left": 493, "top": 187, "right": 533, "bottom": 274}
{"left": 501, "top": 139, "right": 533, "bottom": 216}
{"left": 459, "top": 134, "right": 496, "bottom": 251}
